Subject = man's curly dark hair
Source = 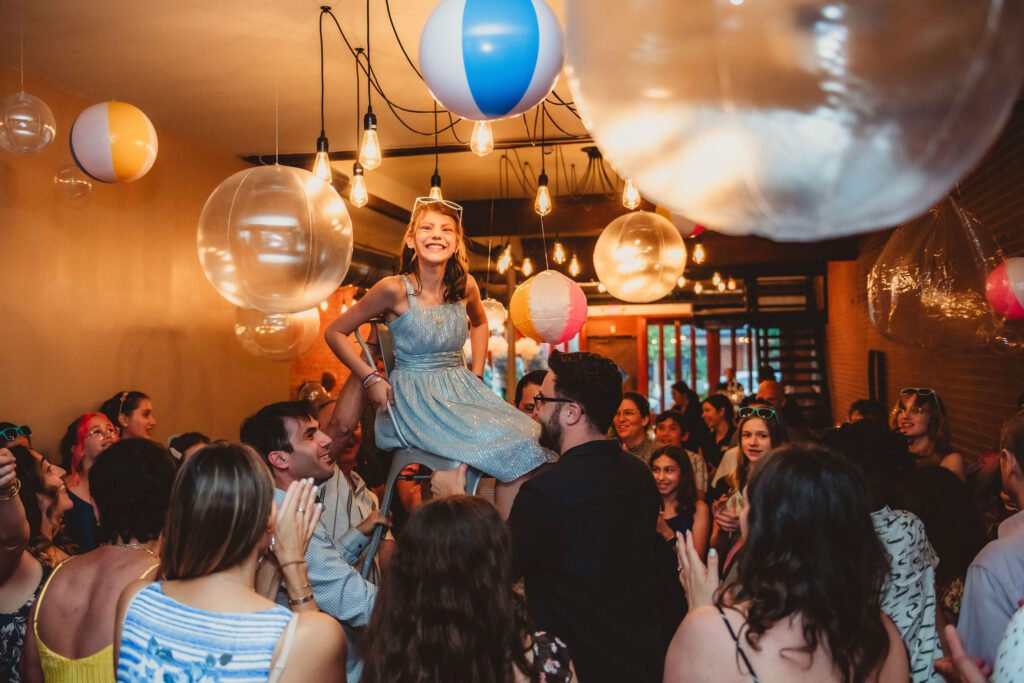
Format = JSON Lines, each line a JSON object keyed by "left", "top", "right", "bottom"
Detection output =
{"left": 91, "top": 438, "right": 175, "bottom": 545}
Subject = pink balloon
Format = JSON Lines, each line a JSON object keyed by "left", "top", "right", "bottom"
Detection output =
{"left": 986, "top": 258, "right": 1024, "bottom": 320}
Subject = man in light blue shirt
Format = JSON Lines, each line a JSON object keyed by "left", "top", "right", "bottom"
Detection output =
{"left": 959, "top": 409, "right": 1024, "bottom": 666}
{"left": 241, "top": 401, "right": 386, "bottom": 683}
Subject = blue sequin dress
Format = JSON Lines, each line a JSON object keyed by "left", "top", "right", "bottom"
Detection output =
{"left": 374, "top": 276, "right": 553, "bottom": 482}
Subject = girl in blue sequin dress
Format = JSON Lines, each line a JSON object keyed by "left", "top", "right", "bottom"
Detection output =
{"left": 325, "top": 198, "right": 552, "bottom": 518}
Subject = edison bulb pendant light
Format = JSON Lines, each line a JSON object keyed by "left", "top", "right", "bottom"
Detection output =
{"left": 312, "top": 133, "right": 333, "bottom": 184}
{"left": 693, "top": 241, "right": 707, "bottom": 265}
{"left": 568, "top": 253, "right": 581, "bottom": 277}
{"left": 497, "top": 244, "right": 512, "bottom": 275}
{"left": 428, "top": 170, "right": 443, "bottom": 201}
{"left": 552, "top": 241, "right": 566, "bottom": 265}
{"left": 359, "top": 111, "right": 382, "bottom": 170}
{"left": 694, "top": 282, "right": 704, "bottom": 295}
{"left": 521, "top": 257, "right": 535, "bottom": 277}
{"left": 470, "top": 120, "right": 495, "bottom": 157}
{"left": 534, "top": 172, "right": 552, "bottom": 217}
{"left": 349, "top": 162, "right": 368, "bottom": 208}
{"left": 622, "top": 177, "right": 641, "bottom": 210}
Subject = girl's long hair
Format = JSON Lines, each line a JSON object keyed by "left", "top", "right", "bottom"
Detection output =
{"left": 723, "top": 445, "right": 891, "bottom": 683}
{"left": 649, "top": 445, "right": 697, "bottom": 518}
{"left": 398, "top": 201, "right": 468, "bottom": 303}
{"left": 362, "top": 495, "right": 532, "bottom": 683}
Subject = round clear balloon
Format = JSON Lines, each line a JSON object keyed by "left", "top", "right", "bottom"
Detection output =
{"left": 0, "top": 91, "right": 56, "bottom": 155}
{"left": 234, "top": 307, "right": 321, "bottom": 362}
{"left": 198, "top": 165, "right": 354, "bottom": 314}
{"left": 481, "top": 298, "right": 508, "bottom": 332}
{"left": 54, "top": 164, "right": 93, "bottom": 200}
{"left": 867, "top": 198, "right": 1003, "bottom": 349}
{"left": 565, "top": 1, "right": 1024, "bottom": 241}
{"left": 593, "top": 211, "right": 687, "bottom": 303}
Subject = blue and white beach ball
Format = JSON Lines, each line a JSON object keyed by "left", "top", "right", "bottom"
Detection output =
{"left": 419, "top": 0, "right": 564, "bottom": 121}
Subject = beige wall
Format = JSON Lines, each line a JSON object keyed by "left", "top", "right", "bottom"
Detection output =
{"left": 0, "top": 65, "right": 290, "bottom": 457}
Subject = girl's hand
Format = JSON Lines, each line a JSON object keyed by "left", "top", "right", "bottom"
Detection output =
{"left": 0, "top": 448, "right": 16, "bottom": 490}
{"left": 656, "top": 510, "right": 675, "bottom": 541}
{"left": 367, "top": 379, "right": 393, "bottom": 411}
{"left": 715, "top": 507, "right": 740, "bottom": 533}
{"left": 677, "top": 530, "right": 720, "bottom": 608}
{"left": 272, "top": 478, "right": 322, "bottom": 565}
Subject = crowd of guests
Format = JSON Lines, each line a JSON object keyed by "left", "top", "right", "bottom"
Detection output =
{"left": 0, "top": 362, "right": 1023, "bottom": 682}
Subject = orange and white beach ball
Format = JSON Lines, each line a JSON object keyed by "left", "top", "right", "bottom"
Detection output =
{"left": 71, "top": 101, "right": 158, "bottom": 183}
{"left": 510, "top": 270, "right": 588, "bottom": 344}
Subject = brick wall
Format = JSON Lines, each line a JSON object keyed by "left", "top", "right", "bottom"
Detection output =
{"left": 289, "top": 286, "right": 360, "bottom": 396}
{"left": 827, "top": 104, "right": 1024, "bottom": 459}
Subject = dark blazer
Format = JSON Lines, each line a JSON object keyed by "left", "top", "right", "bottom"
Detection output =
{"left": 509, "top": 438, "right": 663, "bottom": 683}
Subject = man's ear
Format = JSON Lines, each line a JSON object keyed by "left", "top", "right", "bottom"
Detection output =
{"left": 267, "top": 449, "right": 290, "bottom": 471}
{"left": 562, "top": 402, "right": 586, "bottom": 427}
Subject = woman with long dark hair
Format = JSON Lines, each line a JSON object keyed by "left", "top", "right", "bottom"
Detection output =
{"left": 669, "top": 445, "right": 909, "bottom": 683}
{"left": 362, "top": 495, "right": 572, "bottom": 683}
{"left": 891, "top": 387, "right": 965, "bottom": 480}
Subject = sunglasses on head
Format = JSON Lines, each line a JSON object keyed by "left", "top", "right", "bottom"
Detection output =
{"left": 412, "top": 196, "right": 464, "bottom": 219}
{"left": 901, "top": 387, "right": 935, "bottom": 397}
{"left": 0, "top": 425, "right": 31, "bottom": 442}
{"left": 738, "top": 407, "right": 777, "bottom": 420}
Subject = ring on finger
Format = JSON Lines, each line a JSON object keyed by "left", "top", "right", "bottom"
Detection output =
{"left": 297, "top": 506, "right": 306, "bottom": 513}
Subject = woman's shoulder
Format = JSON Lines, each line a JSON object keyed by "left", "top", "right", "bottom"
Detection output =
{"left": 283, "top": 613, "right": 346, "bottom": 678}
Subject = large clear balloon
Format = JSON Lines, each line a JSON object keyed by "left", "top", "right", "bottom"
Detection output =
{"left": 234, "top": 307, "right": 321, "bottom": 362}
{"left": 419, "top": 0, "right": 564, "bottom": 120}
{"left": 867, "top": 198, "right": 1003, "bottom": 349}
{"left": 0, "top": 91, "right": 56, "bottom": 155}
{"left": 565, "top": 1, "right": 1024, "bottom": 241}
{"left": 593, "top": 211, "right": 687, "bottom": 303}
{"left": 53, "top": 164, "right": 92, "bottom": 200}
{"left": 198, "top": 165, "right": 353, "bottom": 314}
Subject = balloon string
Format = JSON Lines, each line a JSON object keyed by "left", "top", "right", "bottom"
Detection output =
{"left": 19, "top": 0, "right": 24, "bottom": 91}
{"left": 275, "top": 82, "right": 280, "bottom": 165}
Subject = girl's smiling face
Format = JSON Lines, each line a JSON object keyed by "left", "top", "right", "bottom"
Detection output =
{"left": 740, "top": 417, "right": 772, "bottom": 463}
{"left": 406, "top": 209, "right": 459, "bottom": 266}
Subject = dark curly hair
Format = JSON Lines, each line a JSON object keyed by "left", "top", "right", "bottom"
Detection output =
{"left": 399, "top": 201, "right": 468, "bottom": 303}
{"left": 549, "top": 352, "right": 623, "bottom": 433}
{"left": 10, "top": 446, "right": 63, "bottom": 562}
{"left": 239, "top": 401, "right": 315, "bottom": 463}
{"left": 362, "top": 496, "right": 532, "bottom": 683}
{"left": 649, "top": 445, "right": 697, "bottom": 518}
{"left": 723, "top": 445, "right": 891, "bottom": 683}
{"left": 91, "top": 438, "right": 175, "bottom": 545}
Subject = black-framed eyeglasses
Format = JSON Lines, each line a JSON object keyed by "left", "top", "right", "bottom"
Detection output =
{"left": 900, "top": 387, "right": 935, "bottom": 397}
{"left": 533, "top": 393, "right": 575, "bottom": 407}
{"left": 738, "top": 407, "right": 777, "bottom": 420}
{"left": 0, "top": 425, "right": 31, "bottom": 442}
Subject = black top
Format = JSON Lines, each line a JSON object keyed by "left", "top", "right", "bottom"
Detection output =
{"left": 509, "top": 438, "right": 663, "bottom": 683}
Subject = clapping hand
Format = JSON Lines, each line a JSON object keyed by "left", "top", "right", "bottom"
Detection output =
{"left": 272, "top": 478, "right": 322, "bottom": 565}
{"left": 0, "top": 448, "right": 15, "bottom": 490}
{"left": 677, "top": 530, "right": 720, "bottom": 609}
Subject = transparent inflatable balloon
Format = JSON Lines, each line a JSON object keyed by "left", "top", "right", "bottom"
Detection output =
{"left": 593, "top": 211, "right": 687, "bottom": 303}
{"left": 198, "top": 165, "right": 353, "bottom": 314}
{"left": 54, "top": 164, "right": 92, "bottom": 200}
{"left": 0, "top": 91, "right": 56, "bottom": 155}
{"left": 234, "top": 307, "right": 321, "bottom": 362}
{"left": 481, "top": 298, "right": 508, "bottom": 332}
{"left": 565, "top": 1, "right": 1024, "bottom": 241}
{"left": 990, "top": 322, "right": 1024, "bottom": 356}
{"left": 867, "top": 198, "right": 1003, "bottom": 349}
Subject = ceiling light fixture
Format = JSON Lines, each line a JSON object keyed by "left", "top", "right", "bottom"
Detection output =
{"left": 694, "top": 282, "right": 704, "bottom": 295}
{"left": 727, "top": 277, "right": 737, "bottom": 290}
{"left": 622, "top": 177, "right": 641, "bottom": 210}
{"left": 692, "top": 239, "right": 707, "bottom": 265}
{"left": 552, "top": 240, "right": 566, "bottom": 265}
{"left": 350, "top": 162, "right": 368, "bottom": 207}
{"left": 357, "top": 0, "right": 382, "bottom": 170}
{"left": 521, "top": 257, "right": 535, "bottom": 277}
{"left": 312, "top": 9, "right": 333, "bottom": 183}
{"left": 535, "top": 104, "right": 552, "bottom": 217}
{"left": 568, "top": 253, "right": 581, "bottom": 277}
{"left": 428, "top": 102, "right": 443, "bottom": 200}
{"left": 470, "top": 120, "right": 494, "bottom": 157}
{"left": 497, "top": 243, "right": 513, "bottom": 275}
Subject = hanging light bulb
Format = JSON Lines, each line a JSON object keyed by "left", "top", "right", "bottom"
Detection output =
{"left": 712, "top": 272, "right": 722, "bottom": 286}
{"left": 534, "top": 172, "right": 552, "bottom": 217}
{"left": 717, "top": 281, "right": 727, "bottom": 292}
{"left": 568, "top": 253, "right": 581, "bottom": 277}
{"left": 359, "top": 110, "right": 382, "bottom": 170}
{"left": 521, "top": 257, "right": 535, "bottom": 277}
{"left": 312, "top": 133, "right": 333, "bottom": 183}
{"left": 349, "top": 162, "right": 368, "bottom": 208}
{"left": 622, "top": 177, "right": 641, "bottom": 210}
{"left": 470, "top": 120, "right": 495, "bottom": 157}
{"left": 692, "top": 240, "right": 707, "bottom": 265}
{"left": 552, "top": 241, "right": 567, "bottom": 265}
{"left": 428, "top": 170, "right": 443, "bottom": 201}
{"left": 677, "top": 275, "right": 687, "bottom": 288}
{"left": 694, "top": 282, "right": 704, "bottom": 295}
{"left": 727, "top": 277, "right": 737, "bottom": 291}
{"left": 497, "top": 244, "right": 512, "bottom": 275}
{"left": 597, "top": 281, "right": 607, "bottom": 293}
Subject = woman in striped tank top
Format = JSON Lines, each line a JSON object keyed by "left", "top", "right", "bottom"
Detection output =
{"left": 114, "top": 442, "right": 346, "bottom": 683}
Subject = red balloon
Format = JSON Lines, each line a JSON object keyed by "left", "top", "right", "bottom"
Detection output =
{"left": 986, "top": 258, "right": 1024, "bottom": 320}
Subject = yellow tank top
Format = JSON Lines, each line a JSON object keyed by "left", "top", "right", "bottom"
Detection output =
{"left": 33, "top": 557, "right": 158, "bottom": 683}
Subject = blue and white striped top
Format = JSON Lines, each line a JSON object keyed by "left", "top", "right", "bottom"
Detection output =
{"left": 117, "top": 582, "right": 296, "bottom": 683}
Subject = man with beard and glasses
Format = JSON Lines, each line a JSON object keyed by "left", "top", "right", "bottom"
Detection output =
{"left": 508, "top": 352, "right": 663, "bottom": 683}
